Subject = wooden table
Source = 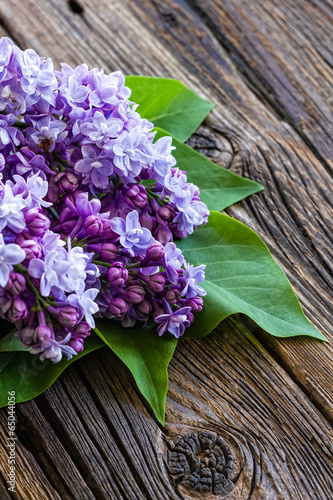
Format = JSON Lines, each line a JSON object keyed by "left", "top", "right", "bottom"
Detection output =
{"left": 0, "top": 0, "right": 332, "bottom": 498}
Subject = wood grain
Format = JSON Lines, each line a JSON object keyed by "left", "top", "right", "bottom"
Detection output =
{"left": 0, "top": 0, "right": 332, "bottom": 498}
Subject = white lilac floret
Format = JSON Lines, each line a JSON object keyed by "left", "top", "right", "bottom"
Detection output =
{"left": 0, "top": 37, "right": 209, "bottom": 363}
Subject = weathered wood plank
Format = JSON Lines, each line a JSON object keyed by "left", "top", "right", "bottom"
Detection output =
{"left": 186, "top": 0, "right": 333, "bottom": 169}
{"left": 1, "top": 320, "right": 333, "bottom": 499}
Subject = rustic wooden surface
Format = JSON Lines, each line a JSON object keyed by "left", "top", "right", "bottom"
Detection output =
{"left": 0, "top": 0, "right": 332, "bottom": 498}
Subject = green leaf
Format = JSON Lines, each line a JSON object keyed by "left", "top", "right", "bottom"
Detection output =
{"left": 94, "top": 320, "right": 177, "bottom": 425}
{"left": 154, "top": 128, "right": 263, "bottom": 210}
{"left": 0, "top": 333, "right": 105, "bottom": 407}
{"left": 125, "top": 76, "right": 213, "bottom": 142}
{"left": 178, "top": 211, "right": 326, "bottom": 341}
{"left": 0, "top": 330, "right": 26, "bottom": 352}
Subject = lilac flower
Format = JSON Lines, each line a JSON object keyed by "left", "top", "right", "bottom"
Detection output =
{"left": 31, "top": 332, "right": 77, "bottom": 362}
{"left": 27, "top": 115, "right": 67, "bottom": 153}
{"left": 28, "top": 247, "right": 70, "bottom": 297}
{"left": 149, "top": 135, "right": 176, "bottom": 178}
{"left": 67, "top": 288, "right": 99, "bottom": 328}
{"left": 107, "top": 126, "right": 153, "bottom": 179}
{"left": 11, "top": 173, "right": 52, "bottom": 208}
{"left": 60, "top": 74, "right": 88, "bottom": 107}
{"left": 17, "top": 48, "right": 57, "bottom": 105}
{"left": 75, "top": 145, "right": 114, "bottom": 189}
{"left": 172, "top": 184, "right": 209, "bottom": 234}
{"left": 181, "top": 262, "right": 206, "bottom": 298}
{"left": 164, "top": 242, "right": 184, "bottom": 284}
{"left": 80, "top": 110, "right": 122, "bottom": 144}
{"left": 88, "top": 69, "right": 131, "bottom": 108}
{"left": 62, "top": 238, "right": 93, "bottom": 293}
{"left": 110, "top": 210, "right": 153, "bottom": 256}
{"left": 0, "top": 113, "right": 24, "bottom": 149}
{"left": 0, "top": 234, "right": 25, "bottom": 287}
{"left": 0, "top": 37, "right": 14, "bottom": 83}
{"left": 0, "top": 183, "right": 26, "bottom": 233}
{"left": 0, "top": 79, "right": 26, "bottom": 115}
{"left": 6, "top": 148, "right": 53, "bottom": 176}
{"left": 155, "top": 301, "right": 191, "bottom": 338}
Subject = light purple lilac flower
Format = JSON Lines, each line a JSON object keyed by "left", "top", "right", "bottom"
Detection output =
{"left": 181, "top": 262, "right": 206, "bottom": 298}
{"left": 0, "top": 233, "right": 25, "bottom": 287}
{"left": 75, "top": 145, "right": 114, "bottom": 189}
{"left": 111, "top": 210, "right": 153, "bottom": 256}
{"left": 155, "top": 301, "right": 191, "bottom": 338}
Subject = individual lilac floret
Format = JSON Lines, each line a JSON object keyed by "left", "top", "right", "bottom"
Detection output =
{"left": 0, "top": 37, "right": 14, "bottom": 83}
{"left": 17, "top": 48, "right": 57, "bottom": 105}
{"left": 67, "top": 288, "right": 99, "bottom": 328}
{"left": 110, "top": 210, "right": 153, "bottom": 256}
{"left": 0, "top": 233, "right": 25, "bottom": 287}
{"left": 181, "top": 262, "right": 206, "bottom": 298}
{"left": 172, "top": 184, "right": 209, "bottom": 234}
{"left": 107, "top": 126, "right": 153, "bottom": 179}
{"left": 164, "top": 242, "right": 184, "bottom": 284}
{"left": 149, "top": 135, "right": 176, "bottom": 178}
{"left": 80, "top": 110, "right": 122, "bottom": 144}
{"left": 75, "top": 145, "right": 114, "bottom": 189}
{"left": 28, "top": 247, "right": 69, "bottom": 297}
{"left": 27, "top": 115, "right": 67, "bottom": 153}
{"left": 0, "top": 183, "right": 26, "bottom": 233}
{"left": 155, "top": 301, "right": 191, "bottom": 338}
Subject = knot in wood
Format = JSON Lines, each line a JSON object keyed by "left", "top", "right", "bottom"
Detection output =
{"left": 167, "top": 431, "right": 234, "bottom": 496}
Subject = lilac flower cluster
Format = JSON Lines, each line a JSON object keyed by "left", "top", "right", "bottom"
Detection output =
{"left": 0, "top": 38, "right": 208, "bottom": 362}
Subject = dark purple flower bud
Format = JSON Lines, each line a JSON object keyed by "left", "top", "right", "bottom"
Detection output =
{"left": 0, "top": 294, "right": 13, "bottom": 315}
{"left": 139, "top": 211, "right": 155, "bottom": 232}
{"left": 58, "top": 306, "right": 80, "bottom": 328}
{"left": 25, "top": 208, "right": 50, "bottom": 237}
{"left": 146, "top": 241, "right": 164, "bottom": 262}
{"left": 20, "top": 239, "right": 42, "bottom": 261}
{"left": 107, "top": 263, "right": 128, "bottom": 287}
{"left": 165, "top": 289, "right": 180, "bottom": 305}
{"left": 84, "top": 215, "right": 103, "bottom": 236}
{"left": 185, "top": 296, "right": 203, "bottom": 312}
{"left": 170, "top": 224, "right": 188, "bottom": 239}
{"left": 154, "top": 226, "right": 173, "bottom": 245}
{"left": 125, "top": 285, "right": 145, "bottom": 304}
{"left": 20, "top": 327, "right": 35, "bottom": 346}
{"left": 55, "top": 171, "right": 80, "bottom": 194}
{"left": 100, "top": 243, "right": 118, "bottom": 261}
{"left": 125, "top": 184, "right": 147, "bottom": 208}
{"left": 35, "top": 325, "right": 52, "bottom": 342}
{"left": 68, "top": 337, "right": 84, "bottom": 353}
{"left": 135, "top": 299, "right": 152, "bottom": 318}
{"left": 187, "top": 312, "right": 194, "bottom": 323}
{"left": 156, "top": 205, "right": 175, "bottom": 226}
{"left": 150, "top": 199, "right": 160, "bottom": 212}
{"left": 46, "top": 176, "right": 59, "bottom": 204}
{"left": 153, "top": 307, "right": 166, "bottom": 319}
{"left": 147, "top": 274, "right": 165, "bottom": 293}
{"left": 109, "top": 297, "right": 128, "bottom": 317}
{"left": 7, "top": 298, "right": 27, "bottom": 322}
{"left": 73, "top": 321, "right": 91, "bottom": 339}
{"left": 5, "top": 272, "right": 26, "bottom": 296}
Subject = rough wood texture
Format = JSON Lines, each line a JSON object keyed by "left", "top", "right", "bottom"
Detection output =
{"left": 0, "top": 0, "right": 332, "bottom": 498}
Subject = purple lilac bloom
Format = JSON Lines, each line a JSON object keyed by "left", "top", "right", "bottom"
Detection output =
{"left": 164, "top": 242, "right": 184, "bottom": 284}
{"left": 107, "top": 126, "right": 153, "bottom": 179}
{"left": 0, "top": 37, "right": 208, "bottom": 363}
{"left": 181, "top": 262, "right": 206, "bottom": 298}
{"left": 75, "top": 145, "right": 114, "bottom": 189}
{"left": 111, "top": 210, "right": 153, "bottom": 256}
{"left": 155, "top": 301, "right": 191, "bottom": 338}
{"left": 0, "top": 234, "right": 25, "bottom": 287}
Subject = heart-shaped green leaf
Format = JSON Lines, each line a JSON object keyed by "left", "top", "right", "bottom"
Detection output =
{"left": 0, "top": 333, "right": 105, "bottom": 407}
{"left": 154, "top": 128, "right": 263, "bottom": 210}
{"left": 125, "top": 76, "right": 213, "bottom": 142}
{"left": 178, "top": 211, "right": 326, "bottom": 341}
{"left": 94, "top": 320, "right": 177, "bottom": 425}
